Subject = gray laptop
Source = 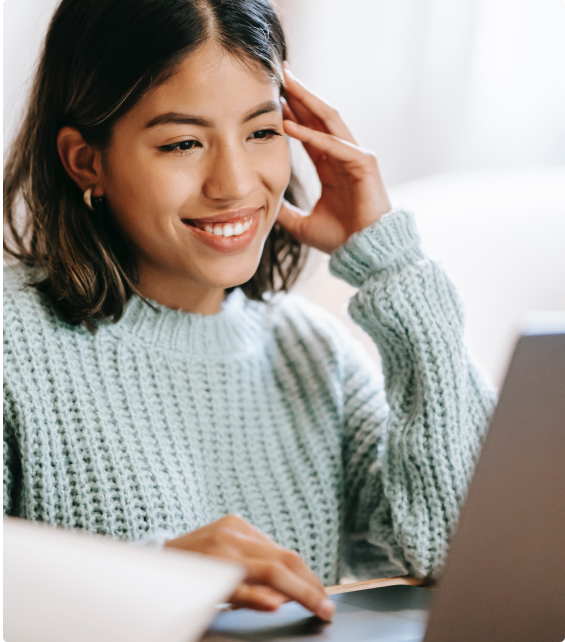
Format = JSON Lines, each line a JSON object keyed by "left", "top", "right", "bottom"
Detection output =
{"left": 203, "top": 322, "right": 565, "bottom": 642}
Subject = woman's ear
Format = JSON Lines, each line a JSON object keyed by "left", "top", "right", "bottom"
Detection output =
{"left": 56, "top": 126, "right": 104, "bottom": 196}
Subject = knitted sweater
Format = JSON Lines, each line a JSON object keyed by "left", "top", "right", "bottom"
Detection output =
{"left": 3, "top": 209, "right": 496, "bottom": 585}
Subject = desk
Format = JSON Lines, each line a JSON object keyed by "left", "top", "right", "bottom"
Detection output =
{"left": 202, "top": 585, "right": 432, "bottom": 642}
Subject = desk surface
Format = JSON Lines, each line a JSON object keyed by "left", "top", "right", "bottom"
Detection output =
{"left": 202, "top": 585, "right": 432, "bottom": 642}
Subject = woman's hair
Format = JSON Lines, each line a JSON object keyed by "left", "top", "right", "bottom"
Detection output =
{"left": 3, "top": 0, "right": 309, "bottom": 333}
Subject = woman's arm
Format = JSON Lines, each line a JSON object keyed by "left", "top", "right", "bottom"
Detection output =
{"left": 275, "top": 65, "right": 496, "bottom": 580}
{"left": 330, "top": 208, "right": 497, "bottom": 580}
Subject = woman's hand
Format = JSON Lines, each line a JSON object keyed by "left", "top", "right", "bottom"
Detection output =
{"left": 163, "top": 514, "right": 335, "bottom": 620}
{"left": 277, "top": 62, "right": 392, "bottom": 255}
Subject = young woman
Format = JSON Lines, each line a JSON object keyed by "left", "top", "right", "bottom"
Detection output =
{"left": 3, "top": 0, "right": 496, "bottom": 621}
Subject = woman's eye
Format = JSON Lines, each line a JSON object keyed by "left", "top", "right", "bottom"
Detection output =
{"left": 160, "top": 140, "right": 201, "bottom": 154}
{"left": 250, "top": 129, "right": 282, "bottom": 141}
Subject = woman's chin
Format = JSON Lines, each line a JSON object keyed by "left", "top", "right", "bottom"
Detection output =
{"left": 193, "top": 262, "right": 260, "bottom": 292}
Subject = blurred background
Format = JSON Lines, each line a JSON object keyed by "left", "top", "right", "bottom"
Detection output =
{"left": 4, "top": 0, "right": 565, "bottom": 385}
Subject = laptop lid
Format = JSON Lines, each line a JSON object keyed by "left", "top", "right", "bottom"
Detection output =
{"left": 424, "top": 324, "right": 565, "bottom": 641}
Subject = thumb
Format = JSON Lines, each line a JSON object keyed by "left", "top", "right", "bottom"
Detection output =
{"left": 276, "top": 199, "right": 309, "bottom": 242}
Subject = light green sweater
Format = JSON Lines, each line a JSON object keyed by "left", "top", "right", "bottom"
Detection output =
{"left": 3, "top": 208, "right": 496, "bottom": 584}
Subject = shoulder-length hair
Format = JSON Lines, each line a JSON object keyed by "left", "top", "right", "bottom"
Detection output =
{"left": 4, "top": 0, "right": 309, "bottom": 333}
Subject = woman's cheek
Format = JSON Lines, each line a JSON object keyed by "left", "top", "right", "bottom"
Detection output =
{"left": 139, "top": 167, "right": 194, "bottom": 228}
{"left": 265, "top": 144, "right": 292, "bottom": 208}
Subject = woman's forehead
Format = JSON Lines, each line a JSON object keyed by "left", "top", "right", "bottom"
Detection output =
{"left": 131, "top": 44, "right": 281, "bottom": 127}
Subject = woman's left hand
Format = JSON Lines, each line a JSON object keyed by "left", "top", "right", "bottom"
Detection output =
{"left": 277, "top": 63, "right": 392, "bottom": 255}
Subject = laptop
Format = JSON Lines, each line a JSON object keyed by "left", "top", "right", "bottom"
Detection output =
{"left": 204, "top": 317, "right": 565, "bottom": 642}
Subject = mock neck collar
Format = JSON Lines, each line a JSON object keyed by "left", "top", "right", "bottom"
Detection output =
{"left": 103, "top": 288, "right": 267, "bottom": 355}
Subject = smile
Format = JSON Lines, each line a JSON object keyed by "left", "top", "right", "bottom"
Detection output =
{"left": 187, "top": 216, "right": 253, "bottom": 237}
{"left": 181, "top": 207, "right": 262, "bottom": 253}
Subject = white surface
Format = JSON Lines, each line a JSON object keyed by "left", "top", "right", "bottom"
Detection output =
{"left": 294, "top": 166, "right": 565, "bottom": 387}
{"left": 3, "top": 517, "right": 245, "bottom": 642}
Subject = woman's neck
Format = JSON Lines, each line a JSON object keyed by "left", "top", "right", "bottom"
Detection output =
{"left": 136, "top": 265, "right": 226, "bottom": 315}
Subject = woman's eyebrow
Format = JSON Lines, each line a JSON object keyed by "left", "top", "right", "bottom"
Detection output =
{"left": 243, "top": 100, "right": 282, "bottom": 123}
{"left": 144, "top": 113, "right": 211, "bottom": 128}
{"left": 144, "top": 100, "right": 281, "bottom": 129}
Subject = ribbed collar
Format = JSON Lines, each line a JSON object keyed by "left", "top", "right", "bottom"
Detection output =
{"left": 104, "top": 288, "right": 267, "bottom": 355}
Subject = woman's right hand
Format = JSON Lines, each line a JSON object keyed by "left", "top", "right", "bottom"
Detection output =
{"left": 163, "top": 514, "right": 335, "bottom": 620}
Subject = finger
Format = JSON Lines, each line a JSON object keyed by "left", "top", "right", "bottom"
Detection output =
{"left": 247, "top": 559, "right": 334, "bottom": 621}
{"left": 283, "top": 119, "right": 372, "bottom": 171}
{"left": 276, "top": 199, "right": 309, "bottom": 242}
{"left": 283, "top": 67, "right": 357, "bottom": 144}
{"left": 283, "top": 89, "right": 328, "bottom": 134}
{"left": 213, "top": 516, "right": 328, "bottom": 597}
{"left": 282, "top": 92, "right": 327, "bottom": 165}
{"left": 280, "top": 547, "right": 328, "bottom": 596}
{"left": 282, "top": 103, "right": 328, "bottom": 167}
{"left": 281, "top": 96, "right": 299, "bottom": 124}
{"left": 229, "top": 583, "right": 286, "bottom": 611}
{"left": 221, "top": 527, "right": 327, "bottom": 596}
{"left": 282, "top": 117, "right": 327, "bottom": 167}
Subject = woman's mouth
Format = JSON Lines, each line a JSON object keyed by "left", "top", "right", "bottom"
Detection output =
{"left": 181, "top": 207, "right": 262, "bottom": 253}
{"left": 187, "top": 216, "right": 253, "bottom": 237}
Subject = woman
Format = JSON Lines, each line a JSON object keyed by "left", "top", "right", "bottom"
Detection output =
{"left": 3, "top": 0, "right": 496, "bottom": 621}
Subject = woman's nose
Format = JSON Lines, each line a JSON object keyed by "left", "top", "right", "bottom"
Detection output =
{"left": 202, "top": 143, "right": 258, "bottom": 202}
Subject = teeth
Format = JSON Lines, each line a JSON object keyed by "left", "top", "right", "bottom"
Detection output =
{"left": 196, "top": 217, "right": 253, "bottom": 237}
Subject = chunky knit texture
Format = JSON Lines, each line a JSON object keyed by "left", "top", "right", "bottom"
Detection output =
{"left": 3, "top": 209, "right": 496, "bottom": 584}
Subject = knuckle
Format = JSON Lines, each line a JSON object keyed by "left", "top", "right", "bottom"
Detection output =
{"left": 223, "top": 513, "right": 242, "bottom": 526}
{"left": 364, "top": 149, "right": 379, "bottom": 165}
{"left": 326, "top": 104, "right": 339, "bottom": 118}
{"left": 209, "top": 528, "right": 228, "bottom": 547}
{"left": 283, "top": 548, "right": 302, "bottom": 567}
{"left": 265, "top": 561, "right": 284, "bottom": 583}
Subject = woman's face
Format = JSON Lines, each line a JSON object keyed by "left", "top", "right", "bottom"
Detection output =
{"left": 100, "top": 42, "right": 290, "bottom": 308}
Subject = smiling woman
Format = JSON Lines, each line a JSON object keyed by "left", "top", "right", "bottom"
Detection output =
{"left": 4, "top": 0, "right": 497, "bottom": 624}
{"left": 4, "top": 0, "right": 308, "bottom": 325}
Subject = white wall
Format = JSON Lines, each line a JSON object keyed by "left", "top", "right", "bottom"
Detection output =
{"left": 275, "top": 0, "right": 565, "bottom": 188}
{"left": 3, "top": 0, "right": 62, "bottom": 151}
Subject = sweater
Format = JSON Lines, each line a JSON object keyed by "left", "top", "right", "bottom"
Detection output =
{"left": 3, "top": 208, "right": 497, "bottom": 585}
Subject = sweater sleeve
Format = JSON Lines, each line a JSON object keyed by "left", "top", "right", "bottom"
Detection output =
{"left": 329, "top": 208, "right": 497, "bottom": 580}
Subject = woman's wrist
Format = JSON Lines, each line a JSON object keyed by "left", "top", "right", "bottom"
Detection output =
{"left": 328, "top": 208, "right": 424, "bottom": 288}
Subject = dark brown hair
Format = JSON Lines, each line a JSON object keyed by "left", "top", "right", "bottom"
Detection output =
{"left": 3, "top": 0, "right": 309, "bottom": 333}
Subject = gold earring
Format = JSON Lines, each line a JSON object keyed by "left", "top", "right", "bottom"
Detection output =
{"left": 83, "top": 188, "right": 104, "bottom": 211}
{"left": 83, "top": 188, "right": 95, "bottom": 211}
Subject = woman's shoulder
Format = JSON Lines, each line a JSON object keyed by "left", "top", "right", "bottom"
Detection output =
{"left": 4, "top": 262, "right": 45, "bottom": 314}
{"left": 3, "top": 263, "right": 70, "bottom": 347}
{"left": 4, "top": 262, "right": 40, "bottom": 315}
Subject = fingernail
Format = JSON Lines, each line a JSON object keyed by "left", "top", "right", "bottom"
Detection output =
{"left": 317, "top": 599, "right": 335, "bottom": 621}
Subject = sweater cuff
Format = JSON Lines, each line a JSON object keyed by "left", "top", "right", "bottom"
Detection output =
{"left": 129, "top": 528, "right": 177, "bottom": 551}
{"left": 328, "top": 208, "right": 424, "bottom": 288}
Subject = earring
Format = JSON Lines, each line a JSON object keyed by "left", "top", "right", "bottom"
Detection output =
{"left": 83, "top": 188, "right": 104, "bottom": 211}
